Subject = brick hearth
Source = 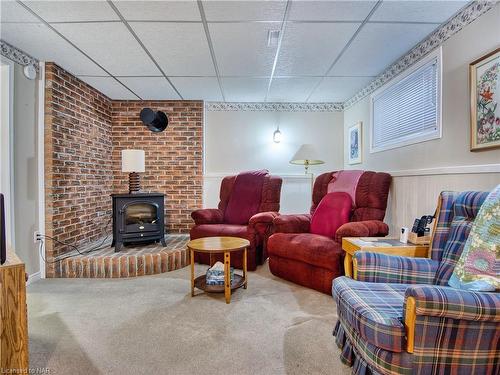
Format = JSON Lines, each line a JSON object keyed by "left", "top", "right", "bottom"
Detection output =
{"left": 57, "top": 235, "right": 189, "bottom": 278}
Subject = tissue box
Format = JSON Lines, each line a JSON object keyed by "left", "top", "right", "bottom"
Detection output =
{"left": 206, "top": 261, "right": 234, "bottom": 285}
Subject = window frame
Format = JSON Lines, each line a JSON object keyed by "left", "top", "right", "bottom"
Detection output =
{"left": 369, "top": 47, "right": 442, "bottom": 154}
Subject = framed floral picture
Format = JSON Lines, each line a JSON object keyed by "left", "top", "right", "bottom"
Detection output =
{"left": 348, "top": 122, "right": 362, "bottom": 165}
{"left": 470, "top": 48, "right": 500, "bottom": 151}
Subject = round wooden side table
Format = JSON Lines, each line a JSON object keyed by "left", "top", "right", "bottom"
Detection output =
{"left": 187, "top": 236, "right": 250, "bottom": 304}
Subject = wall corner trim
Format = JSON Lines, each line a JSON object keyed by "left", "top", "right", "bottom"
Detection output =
{"left": 388, "top": 163, "right": 500, "bottom": 177}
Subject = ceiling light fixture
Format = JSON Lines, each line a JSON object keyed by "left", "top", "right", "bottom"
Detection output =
{"left": 267, "top": 30, "right": 280, "bottom": 47}
{"left": 273, "top": 124, "right": 282, "bottom": 143}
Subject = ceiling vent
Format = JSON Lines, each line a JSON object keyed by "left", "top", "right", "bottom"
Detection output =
{"left": 267, "top": 30, "right": 280, "bottom": 47}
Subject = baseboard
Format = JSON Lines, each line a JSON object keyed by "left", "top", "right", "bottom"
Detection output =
{"left": 26, "top": 271, "right": 41, "bottom": 286}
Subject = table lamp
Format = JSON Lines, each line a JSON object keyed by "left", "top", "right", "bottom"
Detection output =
{"left": 122, "top": 149, "right": 145, "bottom": 194}
{"left": 290, "top": 144, "right": 324, "bottom": 174}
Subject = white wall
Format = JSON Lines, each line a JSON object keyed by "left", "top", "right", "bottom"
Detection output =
{"left": 343, "top": 4, "right": 500, "bottom": 234}
{"left": 204, "top": 110, "right": 344, "bottom": 213}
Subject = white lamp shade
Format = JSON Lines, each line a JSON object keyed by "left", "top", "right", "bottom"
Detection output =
{"left": 121, "top": 149, "right": 145, "bottom": 172}
{"left": 290, "top": 144, "right": 324, "bottom": 165}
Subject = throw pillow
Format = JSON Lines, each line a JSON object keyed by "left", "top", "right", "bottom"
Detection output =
{"left": 448, "top": 184, "right": 500, "bottom": 291}
{"left": 310, "top": 192, "right": 352, "bottom": 238}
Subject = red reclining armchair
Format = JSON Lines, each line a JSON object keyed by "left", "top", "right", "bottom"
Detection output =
{"left": 190, "top": 172, "right": 282, "bottom": 271}
{"left": 267, "top": 171, "right": 391, "bottom": 294}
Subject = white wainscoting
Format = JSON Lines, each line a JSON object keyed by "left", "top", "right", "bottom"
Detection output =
{"left": 386, "top": 171, "right": 500, "bottom": 236}
{"left": 203, "top": 173, "right": 313, "bottom": 215}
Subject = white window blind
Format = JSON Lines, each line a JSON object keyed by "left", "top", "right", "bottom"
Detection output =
{"left": 371, "top": 54, "right": 441, "bottom": 152}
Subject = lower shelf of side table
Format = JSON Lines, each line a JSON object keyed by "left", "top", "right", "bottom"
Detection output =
{"left": 194, "top": 274, "right": 246, "bottom": 293}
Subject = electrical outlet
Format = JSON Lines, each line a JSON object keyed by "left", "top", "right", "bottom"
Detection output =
{"left": 34, "top": 231, "right": 42, "bottom": 243}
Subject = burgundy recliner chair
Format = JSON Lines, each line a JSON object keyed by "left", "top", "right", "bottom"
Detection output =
{"left": 267, "top": 171, "right": 391, "bottom": 294}
{"left": 190, "top": 172, "right": 282, "bottom": 271}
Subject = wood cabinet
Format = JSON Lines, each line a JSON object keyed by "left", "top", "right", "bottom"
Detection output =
{"left": 0, "top": 247, "right": 28, "bottom": 372}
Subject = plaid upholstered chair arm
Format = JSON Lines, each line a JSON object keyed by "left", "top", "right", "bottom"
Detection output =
{"left": 191, "top": 208, "right": 224, "bottom": 225}
{"left": 403, "top": 286, "right": 500, "bottom": 363}
{"left": 354, "top": 252, "right": 439, "bottom": 284}
{"left": 405, "top": 285, "right": 500, "bottom": 321}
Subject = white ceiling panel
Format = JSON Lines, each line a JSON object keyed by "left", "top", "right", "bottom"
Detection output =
{"left": 0, "top": 22, "right": 106, "bottom": 76}
{"left": 210, "top": 22, "right": 276, "bottom": 76}
{"left": 276, "top": 22, "right": 360, "bottom": 76}
{"left": 0, "top": 0, "right": 40, "bottom": 23}
{"left": 268, "top": 77, "right": 321, "bottom": 102}
{"left": 289, "top": 1, "right": 377, "bottom": 21}
{"left": 130, "top": 22, "right": 215, "bottom": 76}
{"left": 118, "top": 76, "right": 181, "bottom": 100}
{"left": 23, "top": 0, "right": 119, "bottom": 22}
{"left": 328, "top": 22, "right": 438, "bottom": 77}
{"left": 79, "top": 76, "right": 138, "bottom": 99}
{"left": 112, "top": 0, "right": 201, "bottom": 21}
{"left": 170, "top": 77, "right": 222, "bottom": 101}
{"left": 52, "top": 22, "right": 160, "bottom": 76}
{"left": 222, "top": 77, "right": 268, "bottom": 102}
{"left": 308, "top": 76, "right": 374, "bottom": 102}
{"left": 371, "top": 1, "right": 468, "bottom": 23}
{"left": 203, "top": 0, "right": 286, "bottom": 21}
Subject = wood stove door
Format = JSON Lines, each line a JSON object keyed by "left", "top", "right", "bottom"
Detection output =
{"left": 120, "top": 201, "right": 160, "bottom": 234}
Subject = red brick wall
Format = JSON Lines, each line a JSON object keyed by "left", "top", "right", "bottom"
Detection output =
{"left": 44, "top": 63, "right": 113, "bottom": 277}
{"left": 44, "top": 64, "right": 204, "bottom": 277}
{"left": 111, "top": 101, "right": 203, "bottom": 233}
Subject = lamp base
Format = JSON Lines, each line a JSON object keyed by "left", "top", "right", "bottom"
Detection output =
{"left": 128, "top": 172, "right": 141, "bottom": 194}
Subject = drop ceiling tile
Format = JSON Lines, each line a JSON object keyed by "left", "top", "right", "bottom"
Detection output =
{"left": 210, "top": 22, "right": 276, "bottom": 76}
{"left": 276, "top": 22, "right": 360, "bottom": 76}
{"left": 308, "top": 76, "right": 374, "bottom": 102}
{"left": 222, "top": 77, "right": 268, "bottom": 102}
{"left": 371, "top": 1, "right": 468, "bottom": 23}
{"left": 52, "top": 22, "right": 160, "bottom": 76}
{"left": 112, "top": 0, "right": 201, "bottom": 21}
{"left": 289, "top": 1, "right": 377, "bottom": 21}
{"left": 118, "top": 77, "right": 180, "bottom": 100}
{"left": 203, "top": 0, "right": 286, "bottom": 21}
{"left": 130, "top": 22, "right": 214, "bottom": 76}
{"left": 23, "top": 0, "right": 119, "bottom": 22}
{"left": 328, "top": 23, "right": 438, "bottom": 77}
{"left": 0, "top": 22, "right": 106, "bottom": 76}
{"left": 170, "top": 77, "right": 222, "bottom": 101}
{"left": 0, "top": 0, "right": 40, "bottom": 23}
{"left": 79, "top": 76, "right": 138, "bottom": 99}
{"left": 268, "top": 77, "right": 321, "bottom": 102}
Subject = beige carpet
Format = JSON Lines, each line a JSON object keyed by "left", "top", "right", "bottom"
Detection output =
{"left": 27, "top": 262, "right": 351, "bottom": 375}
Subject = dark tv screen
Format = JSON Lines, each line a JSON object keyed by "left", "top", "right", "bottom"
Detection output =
{"left": 0, "top": 193, "right": 5, "bottom": 265}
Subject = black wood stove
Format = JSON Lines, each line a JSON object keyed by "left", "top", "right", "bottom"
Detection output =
{"left": 111, "top": 193, "right": 166, "bottom": 252}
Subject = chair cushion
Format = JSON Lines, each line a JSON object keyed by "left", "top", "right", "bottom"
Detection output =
{"left": 224, "top": 170, "right": 268, "bottom": 224}
{"left": 267, "top": 233, "right": 342, "bottom": 271}
{"left": 190, "top": 224, "right": 250, "bottom": 240}
{"left": 332, "top": 276, "right": 408, "bottom": 352}
{"left": 434, "top": 191, "right": 489, "bottom": 285}
{"left": 310, "top": 192, "right": 352, "bottom": 238}
{"left": 449, "top": 186, "right": 500, "bottom": 291}
{"left": 327, "top": 170, "right": 364, "bottom": 204}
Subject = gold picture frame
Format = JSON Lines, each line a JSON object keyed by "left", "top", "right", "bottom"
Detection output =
{"left": 469, "top": 48, "right": 500, "bottom": 151}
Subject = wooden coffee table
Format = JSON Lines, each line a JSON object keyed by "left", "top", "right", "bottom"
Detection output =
{"left": 187, "top": 236, "right": 249, "bottom": 304}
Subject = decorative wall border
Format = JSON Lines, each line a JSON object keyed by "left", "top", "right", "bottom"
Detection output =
{"left": 0, "top": 39, "right": 39, "bottom": 72}
{"left": 343, "top": 0, "right": 495, "bottom": 109}
{"left": 206, "top": 101, "right": 343, "bottom": 112}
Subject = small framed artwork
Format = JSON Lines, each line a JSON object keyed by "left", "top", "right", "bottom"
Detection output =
{"left": 348, "top": 122, "right": 362, "bottom": 165}
{"left": 470, "top": 48, "right": 500, "bottom": 151}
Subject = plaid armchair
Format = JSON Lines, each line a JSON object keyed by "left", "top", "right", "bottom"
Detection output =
{"left": 332, "top": 191, "right": 500, "bottom": 375}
